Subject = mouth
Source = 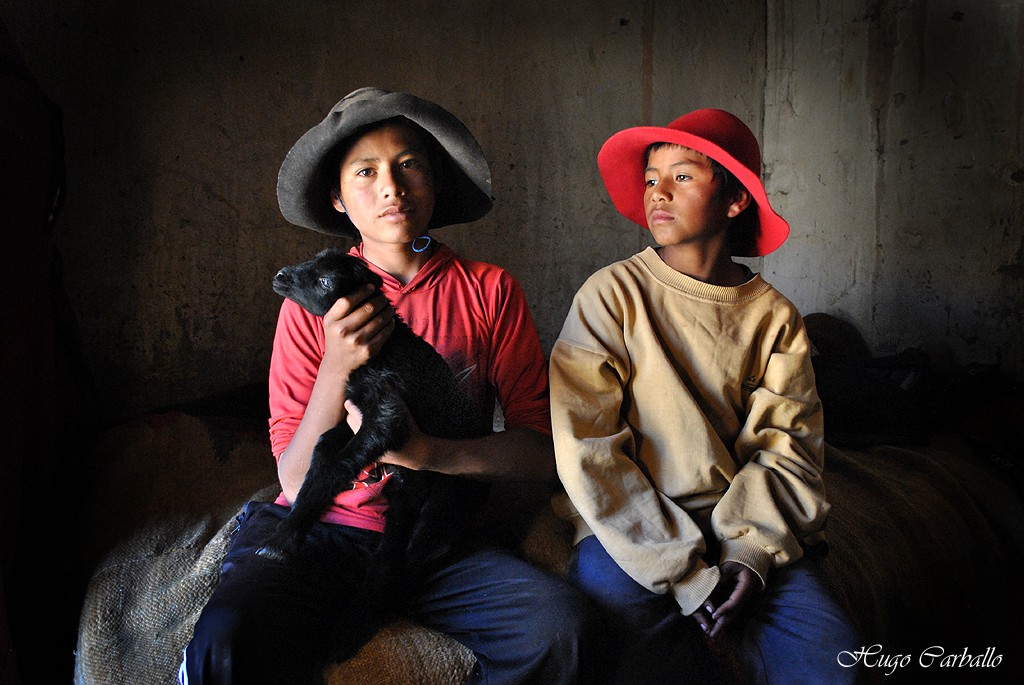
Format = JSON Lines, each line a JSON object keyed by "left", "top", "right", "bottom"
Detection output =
{"left": 650, "top": 209, "right": 674, "bottom": 223}
{"left": 380, "top": 205, "right": 414, "bottom": 220}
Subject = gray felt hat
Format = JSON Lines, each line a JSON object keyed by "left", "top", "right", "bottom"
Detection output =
{"left": 277, "top": 87, "right": 493, "bottom": 237}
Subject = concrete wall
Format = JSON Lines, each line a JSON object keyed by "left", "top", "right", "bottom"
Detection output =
{"left": 2, "top": 0, "right": 1021, "bottom": 416}
{"left": 761, "top": 0, "right": 1024, "bottom": 371}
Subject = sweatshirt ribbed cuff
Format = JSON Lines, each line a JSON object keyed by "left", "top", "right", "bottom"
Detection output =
{"left": 718, "top": 536, "right": 774, "bottom": 588}
{"left": 672, "top": 564, "right": 721, "bottom": 616}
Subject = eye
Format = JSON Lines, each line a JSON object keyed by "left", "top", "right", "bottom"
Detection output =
{"left": 318, "top": 276, "right": 333, "bottom": 289}
{"left": 355, "top": 168, "right": 374, "bottom": 177}
{"left": 645, "top": 178, "right": 657, "bottom": 188}
{"left": 399, "top": 157, "right": 429, "bottom": 174}
{"left": 675, "top": 173, "right": 691, "bottom": 182}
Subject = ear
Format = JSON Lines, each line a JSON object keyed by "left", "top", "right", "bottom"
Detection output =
{"left": 331, "top": 189, "right": 346, "bottom": 214}
{"left": 726, "top": 187, "right": 752, "bottom": 219}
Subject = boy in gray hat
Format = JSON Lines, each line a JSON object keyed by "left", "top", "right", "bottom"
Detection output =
{"left": 181, "top": 88, "right": 596, "bottom": 685}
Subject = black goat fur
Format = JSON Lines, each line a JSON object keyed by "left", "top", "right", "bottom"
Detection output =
{"left": 256, "top": 248, "right": 489, "bottom": 600}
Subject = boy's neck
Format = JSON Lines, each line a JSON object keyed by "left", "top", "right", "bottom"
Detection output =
{"left": 656, "top": 244, "right": 748, "bottom": 287}
{"left": 360, "top": 240, "right": 435, "bottom": 285}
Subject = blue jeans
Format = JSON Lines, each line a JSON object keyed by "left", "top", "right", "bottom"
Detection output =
{"left": 568, "top": 535, "right": 862, "bottom": 685}
{"left": 182, "top": 502, "right": 598, "bottom": 685}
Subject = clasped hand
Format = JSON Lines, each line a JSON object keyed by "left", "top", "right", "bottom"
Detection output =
{"left": 691, "top": 561, "right": 760, "bottom": 639}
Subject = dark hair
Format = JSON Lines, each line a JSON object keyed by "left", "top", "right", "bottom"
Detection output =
{"left": 645, "top": 142, "right": 744, "bottom": 199}
{"left": 645, "top": 142, "right": 756, "bottom": 255}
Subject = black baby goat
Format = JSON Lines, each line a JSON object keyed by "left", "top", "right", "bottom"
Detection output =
{"left": 256, "top": 248, "right": 489, "bottom": 598}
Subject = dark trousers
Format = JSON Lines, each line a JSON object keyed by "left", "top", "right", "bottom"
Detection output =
{"left": 569, "top": 535, "right": 862, "bottom": 685}
{"left": 181, "top": 502, "right": 597, "bottom": 685}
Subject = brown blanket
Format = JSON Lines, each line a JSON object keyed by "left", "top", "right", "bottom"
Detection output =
{"left": 819, "top": 438, "right": 1024, "bottom": 681}
{"left": 74, "top": 412, "right": 1024, "bottom": 684}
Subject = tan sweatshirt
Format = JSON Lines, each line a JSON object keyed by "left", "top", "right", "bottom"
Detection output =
{"left": 550, "top": 247, "right": 828, "bottom": 616}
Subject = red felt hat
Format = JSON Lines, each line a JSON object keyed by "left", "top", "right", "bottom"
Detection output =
{"left": 597, "top": 108, "right": 790, "bottom": 257}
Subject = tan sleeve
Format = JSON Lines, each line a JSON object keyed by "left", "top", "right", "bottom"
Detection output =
{"left": 712, "top": 314, "right": 829, "bottom": 583}
{"left": 550, "top": 302, "right": 720, "bottom": 616}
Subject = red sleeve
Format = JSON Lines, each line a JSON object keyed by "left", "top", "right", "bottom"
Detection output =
{"left": 268, "top": 298, "right": 325, "bottom": 458}
{"left": 488, "top": 272, "right": 552, "bottom": 436}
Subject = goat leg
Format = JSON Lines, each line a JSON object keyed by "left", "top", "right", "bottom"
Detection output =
{"left": 256, "top": 422, "right": 368, "bottom": 561}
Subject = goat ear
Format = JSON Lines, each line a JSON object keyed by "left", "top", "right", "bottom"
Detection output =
{"left": 353, "top": 258, "right": 373, "bottom": 281}
{"left": 352, "top": 258, "right": 383, "bottom": 290}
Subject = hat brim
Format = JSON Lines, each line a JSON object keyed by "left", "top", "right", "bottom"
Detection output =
{"left": 277, "top": 89, "right": 493, "bottom": 237}
{"left": 597, "top": 127, "right": 790, "bottom": 257}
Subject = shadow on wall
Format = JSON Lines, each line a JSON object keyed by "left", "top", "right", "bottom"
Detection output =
{"left": 1, "top": 18, "right": 99, "bottom": 685}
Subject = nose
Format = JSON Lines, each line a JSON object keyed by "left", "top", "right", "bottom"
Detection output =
{"left": 273, "top": 268, "right": 292, "bottom": 285}
{"left": 647, "top": 184, "right": 670, "bottom": 203}
{"left": 379, "top": 166, "right": 406, "bottom": 198}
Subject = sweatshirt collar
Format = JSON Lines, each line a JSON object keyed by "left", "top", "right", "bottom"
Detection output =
{"left": 636, "top": 246, "right": 771, "bottom": 304}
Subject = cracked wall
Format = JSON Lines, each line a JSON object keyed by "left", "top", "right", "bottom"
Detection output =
{"left": 1, "top": 0, "right": 1020, "bottom": 415}
{"left": 763, "top": 0, "right": 1024, "bottom": 373}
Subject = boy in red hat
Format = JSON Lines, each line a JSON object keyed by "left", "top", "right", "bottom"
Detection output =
{"left": 549, "top": 109, "right": 860, "bottom": 683}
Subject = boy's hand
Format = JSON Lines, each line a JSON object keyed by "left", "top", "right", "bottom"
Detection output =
{"left": 321, "top": 284, "right": 395, "bottom": 377}
{"left": 692, "top": 561, "right": 760, "bottom": 639}
{"left": 345, "top": 399, "right": 432, "bottom": 471}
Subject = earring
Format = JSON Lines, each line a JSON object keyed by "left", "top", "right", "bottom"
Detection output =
{"left": 411, "top": 235, "right": 433, "bottom": 253}
{"left": 331, "top": 190, "right": 346, "bottom": 212}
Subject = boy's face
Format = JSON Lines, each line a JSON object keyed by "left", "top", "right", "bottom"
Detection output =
{"left": 643, "top": 145, "right": 742, "bottom": 251}
{"left": 331, "top": 121, "right": 436, "bottom": 249}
